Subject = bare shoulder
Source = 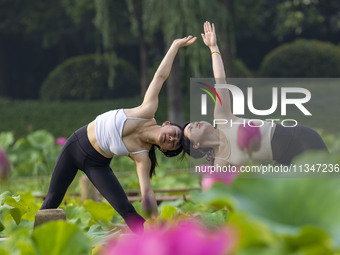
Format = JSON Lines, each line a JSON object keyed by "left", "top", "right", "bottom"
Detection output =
{"left": 129, "top": 151, "right": 151, "bottom": 165}
{"left": 124, "top": 106, "right": 155, "bottom": 120}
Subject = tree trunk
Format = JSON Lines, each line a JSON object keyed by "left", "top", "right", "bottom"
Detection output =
{"left": 0, "top": 35, "right": 8, "bottom": 97}
{"left": 220, "top": 0, "right": 235, "bottom": 77}
{"left": 94, "top": 0, "right": 116, "bottom": 88}
{"left": 167, "top": 54, "right": 184, "bottom": 125}
{"left": 138, "top": 27, "right": 148, "bottom": 97}
{"left": 131, "top": 0, "right": 149, "bottom": 97}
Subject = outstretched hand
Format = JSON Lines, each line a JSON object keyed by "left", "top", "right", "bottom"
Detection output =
{"left": 201, "top": 21, "right": 217, "bottom": 48}
{"left": 173, "top": 35, "right": 197, "bottom": 48}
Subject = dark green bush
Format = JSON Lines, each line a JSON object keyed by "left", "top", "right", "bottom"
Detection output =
{"left": 40, "top": 54, "right": 139, "bottom": 100}
{"left": 233, "top": 59, "right": 252, "bottom": 78}
{"left": 259, "top": 39, "right": 340, "bottom": 77}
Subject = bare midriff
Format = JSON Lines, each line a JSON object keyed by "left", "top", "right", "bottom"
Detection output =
{"left": 87, "top": 121, "right": 113, "bottom": 159}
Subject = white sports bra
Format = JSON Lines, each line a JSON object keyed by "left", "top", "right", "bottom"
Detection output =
{"left": 215, "top": 118, "right": 274, "bottom": 165}
{"left": 94, "top": 109, "right": 151, "bottom": 156}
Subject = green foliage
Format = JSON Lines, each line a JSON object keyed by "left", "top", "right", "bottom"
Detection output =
{"left": 188, "top": 178, "right": 340, "bottom": 253}
{"left": 143, "top": 0, "right": 228, "bottom": 78}
{"left": 192, "top": 183, "right": 236, "bottom": 211}
{"left": 61, "top": 0, "right": 95, "bottom": 26}
{"left": 260, "top": 39, "right": 340, "bottom": 77}
{"left": 0, "top": 192, "right": 36, "bottom": 233}
{"left": 40, "top": 54, "right": 139, "bottom": 100}
{"left": 0, "top": 191, "right": 118, "bottom": 252}
{"left": 2, "top": 220, "right": 89, "bottom": 255}
{"left": 32, "top": 221, "right": 90, "bottom": 255}
{"left": 0, "top": 133, "right": 14, "bottom": 151}
{"left": 3, "top": 196, "right": 27, "bottom": 225}
{"left": 0, "top": 152, "right": 339, "bottom": 254}
{"left": 228, "top": 213, "right": 276, "bottom": 248}
{"left": 0, "top": 0, "right": 95, "bottom": 49}
{"left": 284, "top": 226, "right": 335, "bottom": 255}
{"left": 0, "top": 128, "right": 339, "bottom": 254}
{"left": 0, "top": 247, "right": 8, "bottom": 255}
{"left": 0, "top": 128, "right": 194, "bottom": 195}
{"left": 82, "top": 200, "right": 115, "bottom": 224}
{"left": 230, "top": 178, "right": 340, "bottom": 233}
{"left": 275, "top": 0, "right": 340, "bottom": 41}
{"left": 0, "top": 130, "right": 61, "bottom": 177}
{"left": 63, "top": 205, "right": 92, "bottom": 229}
{"left": 159, "top": 205, "right": 178, "bottom": 220}
{"left": 233, "top": 59, "right": 253, "bottom": 78}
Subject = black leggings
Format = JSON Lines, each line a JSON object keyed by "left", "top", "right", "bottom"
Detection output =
{"left": 271, "top": 124, "right": 327, "bottom": 165}
{"left": 40, "top": 125, "right": 145, "bottom": 234}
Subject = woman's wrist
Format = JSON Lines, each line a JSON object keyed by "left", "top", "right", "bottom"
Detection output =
{"left": 209, "top": 45, "right": 219, "bottom": 52}
{"left": 172, "top": 41, "right": 182, "bottom": 50}
{"left": 209, "top": 46, "right": 222, "bottom": 57}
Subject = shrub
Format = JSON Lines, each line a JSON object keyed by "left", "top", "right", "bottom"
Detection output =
{"left": 40, "top": 54, "right": 139, "bottom": 100}
{"left": 233, "top": 59, "right": 253, "bottom": 78}
{"left": 259, "top": 39, "right": 340, "bottom": 77}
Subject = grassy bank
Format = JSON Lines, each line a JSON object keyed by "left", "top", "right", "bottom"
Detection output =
{"left": 0, "top": 96, "right": 172, "bottom": 138}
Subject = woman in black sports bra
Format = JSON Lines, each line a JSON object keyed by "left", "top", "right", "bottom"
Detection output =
{"left": 181, "top": 22, "right": 327, "bottom": 168}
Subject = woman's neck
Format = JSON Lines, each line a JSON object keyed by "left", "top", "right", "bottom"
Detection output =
{"left": 139, "top": 124, "right": 162, "bottom": 145}
{"left": 200, "top": 128, "right": 222, "bottom": 150}
{"left": 201, "top": 129, "right": 229, "bottom": 157}
{"left": 214, "top": 128, "right": 230, "bottom": 158}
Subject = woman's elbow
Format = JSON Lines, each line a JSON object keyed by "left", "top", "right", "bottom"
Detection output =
{"left": 153, "top": 73, "right": 167, "bottom": 83}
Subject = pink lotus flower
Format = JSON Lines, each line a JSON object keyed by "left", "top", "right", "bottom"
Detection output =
{"left": 0, "top": 148, "right": 11, "bottom": 180}
{"left": 56, "top": 137, "right": 67, "bottom": 146}
{"left": 201, "top": 170, "right": 239, "bottom": 191}
{"left": 104, "top": 220, "right": 233, "bottom": 255}
{"left": 237, "top": 122, "right": 261, "bottom": 153}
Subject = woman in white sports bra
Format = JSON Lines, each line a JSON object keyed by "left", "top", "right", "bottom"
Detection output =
{"left": 182, "top": 22, "right": 327, "bottom": 167}
{"left": 39, "top": 35, "right": 197, "bottom": 234}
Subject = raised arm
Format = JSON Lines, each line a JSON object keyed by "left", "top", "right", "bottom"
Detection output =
{"left": 202, "top": 21, "right": 233, "bottom": 119}
{"left": 138, "top": 36, "right": 197, "bottom": 118}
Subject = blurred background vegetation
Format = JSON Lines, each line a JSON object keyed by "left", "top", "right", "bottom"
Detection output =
{"left": 1, "top": 2, "right": 340, "bottom": 253}
{"left": 1, "top": 0, "right": 340, "bottom": 137}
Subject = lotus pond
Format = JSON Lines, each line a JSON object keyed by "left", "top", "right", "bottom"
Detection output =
{"left": 1, "top": 129, "right": 340, "bottom": 255}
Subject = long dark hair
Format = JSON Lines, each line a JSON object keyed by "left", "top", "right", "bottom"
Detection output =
{"left": 181, "top": 122, "right": 212, "bottom": 159}
{"left": 148, "top": 123, "right": 184, "bottom": 178}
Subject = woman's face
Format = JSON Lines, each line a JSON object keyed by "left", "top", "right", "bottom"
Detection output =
{"left": 158, "top": 124, "right": 181, "bottom": 151}
{"left": 183, "top": 121, "right": 213, "bottom": 148}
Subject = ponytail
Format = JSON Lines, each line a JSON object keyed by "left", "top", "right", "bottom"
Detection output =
{"left": 148, "top": 144, "right": 184, "bottom": 178}
{"left": 148, "top": 144, "right": 158, "bottom": 178}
